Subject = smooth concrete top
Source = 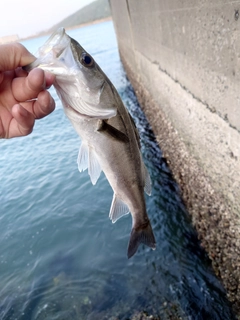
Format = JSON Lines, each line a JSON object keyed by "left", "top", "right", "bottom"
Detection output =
{"left": 113, "top": 0, "right": 240, "bottom": 131}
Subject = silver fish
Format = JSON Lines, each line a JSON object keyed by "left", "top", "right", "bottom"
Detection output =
{"left": 24, "top": 28, "right": 156, "bottom": 258}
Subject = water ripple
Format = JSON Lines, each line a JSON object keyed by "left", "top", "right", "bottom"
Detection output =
{"left": 0, "top": 21, "right": 235, "bottom": 320}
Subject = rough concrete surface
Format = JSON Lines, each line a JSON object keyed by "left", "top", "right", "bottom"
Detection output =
{"left": 110, "top": 0, "right": 240, "bottom": 316}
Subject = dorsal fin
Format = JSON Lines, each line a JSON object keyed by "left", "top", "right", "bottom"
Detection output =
{"left": 129, "top": 113, "right": 141, "bottom": 148}
{"left": 144, "top": 164, "right": 152, "bottom": 196}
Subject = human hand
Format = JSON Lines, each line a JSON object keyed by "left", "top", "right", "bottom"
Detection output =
{"left": 0, "top": 43, "right": 55, "bottom": 138}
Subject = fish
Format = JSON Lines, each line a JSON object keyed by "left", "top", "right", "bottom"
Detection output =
{"left": 23, "top": 28, "right": 156, "bottom": 258}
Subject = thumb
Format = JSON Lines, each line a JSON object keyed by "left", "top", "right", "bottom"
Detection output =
{"left": 0, "top": 43, "right": 35, "bottom": 72}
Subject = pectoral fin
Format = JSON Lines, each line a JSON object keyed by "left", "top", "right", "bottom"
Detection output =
{"left": 97, "top": 120, "right": 129, "bottom": 143}
{"left": 109, "top": 194, "right": 129, "bottom": 223}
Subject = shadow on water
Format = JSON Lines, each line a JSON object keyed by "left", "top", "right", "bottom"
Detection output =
{"left": 0, "top": 253, "right": 77, "bottom": 320}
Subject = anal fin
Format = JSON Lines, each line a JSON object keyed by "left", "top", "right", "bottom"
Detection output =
{"left": 109, "top": 194, "right": 129, "bottom": 223}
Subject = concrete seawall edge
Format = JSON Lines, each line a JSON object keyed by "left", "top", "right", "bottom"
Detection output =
{"left": 119, "top": 53, "right": 240, "bottom": 315}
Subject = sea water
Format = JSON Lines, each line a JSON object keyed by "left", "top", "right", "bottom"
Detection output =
{"left": 0, "top": 21, "right": 235, "bottom": 319}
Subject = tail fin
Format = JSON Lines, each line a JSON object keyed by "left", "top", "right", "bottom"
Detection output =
{"left": 127, "top": 222, "right": 156, "bottom": 259}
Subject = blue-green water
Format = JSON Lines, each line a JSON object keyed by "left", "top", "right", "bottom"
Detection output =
{"left": 0, "top": 21, "right": 235, "bottom": 319}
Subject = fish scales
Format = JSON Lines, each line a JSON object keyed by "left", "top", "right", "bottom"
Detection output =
{"left": 23, "top": 28, "right": 156, "bottom": 258}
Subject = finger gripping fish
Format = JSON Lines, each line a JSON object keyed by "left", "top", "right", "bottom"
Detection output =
{"left": 24, "top": 28, "right": 156, "bottom": 258}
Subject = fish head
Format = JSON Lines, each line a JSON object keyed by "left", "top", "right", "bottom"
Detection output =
{"left": 24, "top": 27, "right": 104, "bottom": 84}
{"left": 69, "top": 37, "right": 106, "bottom": 90}
{"left": 24, "top": 28, "right": 117, "bottom": 119}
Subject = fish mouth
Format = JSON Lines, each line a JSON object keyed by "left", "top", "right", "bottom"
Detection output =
{"left": 23, "top": 28, "right": 69, "bottom": 73}
{"left": 43, "top": 27, "right": 66, "bottom": 49}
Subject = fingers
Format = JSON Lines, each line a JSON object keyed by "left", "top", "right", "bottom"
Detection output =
{"left": 11, "top": 67, "right": 55, "bottom": 118}
{"left": 0, "top": 43, "right": 35, "bottom": 72}
{"left": 9, "top": 104, "right": 35, "bottom": 138}
{"left": 30, "top": 90, "right": 55, "bottom": 119}
{"left": 9, "top": 89, "right": 55, "bottom": 138}
{"left": 45, "top": 72, "right": 55, "bottom": 89}
{"left": 4, "top": 91, "right": 55, "bottom": 138}
{"left": 0, "top": 44, "right": 56, "bottom": 139}
{"left": 12, "top": 68, "right": 52, "bottom": 102}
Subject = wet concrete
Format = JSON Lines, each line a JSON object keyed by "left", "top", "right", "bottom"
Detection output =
{"left": 120, "top": 57, "right": 240, "bottom": 317}
{"left": 109, "top": 0, "right": 240, "bottom": 316}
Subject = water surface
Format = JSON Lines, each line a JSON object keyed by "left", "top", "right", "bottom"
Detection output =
{"left": 0, "top": 21, "right": 235, "bottom": 319}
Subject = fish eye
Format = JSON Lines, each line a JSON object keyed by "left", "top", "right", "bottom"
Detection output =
{"left": 81, "top": 53, "right": 94, "bottom": 68}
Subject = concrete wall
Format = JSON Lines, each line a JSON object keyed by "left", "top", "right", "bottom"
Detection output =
{"left": 110, "top": 0, "right": 240, "bottom": 315}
